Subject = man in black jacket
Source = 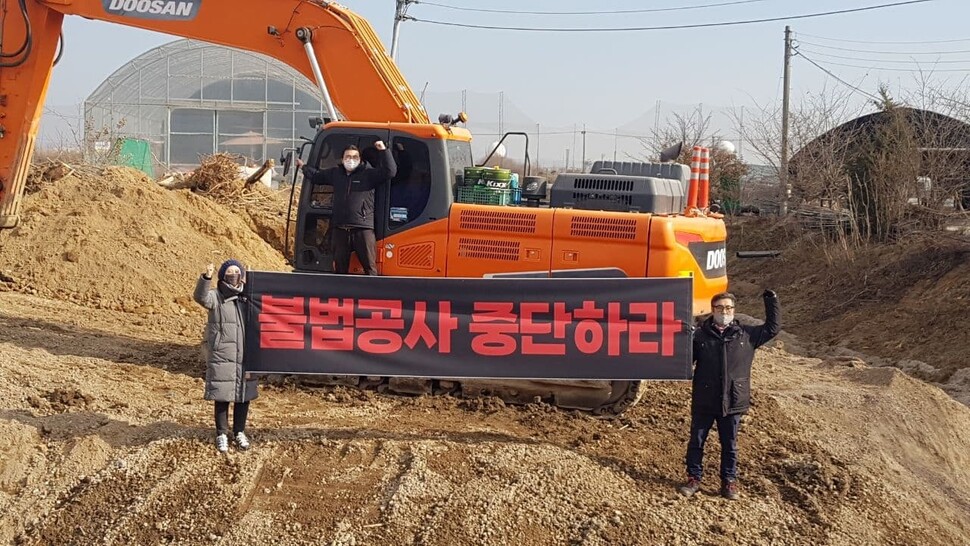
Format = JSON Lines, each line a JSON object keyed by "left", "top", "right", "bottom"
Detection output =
{"left": 299, "top": 141, "right": 397, "bottom": 274}
{"left": 680, "top": 290, "right": 781, "bottom": 500}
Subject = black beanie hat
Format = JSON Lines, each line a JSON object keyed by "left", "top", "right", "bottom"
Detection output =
{"left": 218, "top": 259, "right": 246, "bottom": 282}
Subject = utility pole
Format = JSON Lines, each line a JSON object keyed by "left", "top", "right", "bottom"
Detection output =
{"left": 498, "top": 91, "right": 505, "bottom": 136}
{"left": 571, "top": 124, "right": 577, "bottom": 169}
{"left": 536, "top": 122, "right": 540, "bottom": 170}
{"left": 613, "top": 128, "right": 618, "bottom": 162}
{"left": 565, "top": 148, "right": 570, "bottom": 171}
{"left": 390, "top": 0, "right": 408, "bottom": 61}
{"left": 779, "top": 25, "right": 792, "bottom": 216}
{"left": 581, "top": 124, "right": 587, "bottom": 172}
{"left": 738, "top": 105, "right": 745, "bottom": 161}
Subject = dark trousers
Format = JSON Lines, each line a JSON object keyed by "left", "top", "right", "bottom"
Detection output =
{"left": 333, "top": 227, "right": 377, "bottom": 275}
{"left": 214, "top": 401, "right": 250, "bottom": 437}
{"left": 685, "top": 413, "right": 742, "bottom": 481}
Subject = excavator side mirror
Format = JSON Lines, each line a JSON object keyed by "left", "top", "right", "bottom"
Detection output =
{"left": 659, "top": 141, "right": 685, "bottom": 163}
{"left": 281, "top": 150, "right": 294, "bottom": 176}
{"left": 437, "top": 112, "right": 469, "bottom": 127}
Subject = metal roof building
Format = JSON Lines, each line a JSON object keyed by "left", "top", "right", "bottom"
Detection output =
{"left": 84, "top": 39, "right": 325, "bottom": 175}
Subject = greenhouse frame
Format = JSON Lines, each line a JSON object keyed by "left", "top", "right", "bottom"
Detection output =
{"left": 84, "top": 39, "right": 326, "bottom": 179}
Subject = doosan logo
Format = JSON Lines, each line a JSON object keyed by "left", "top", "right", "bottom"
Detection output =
{"left": 104, "top": 0, "right": 199, "bottom": 20}
{"left": 705, "top": 248, "right": 726, "bottom": 271}
{"left": 687, "top": 241, "right": 727, "bottom": 278}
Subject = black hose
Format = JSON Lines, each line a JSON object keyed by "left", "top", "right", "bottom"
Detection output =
{"left": 0, "top": 0, "right": 32, "bottom": 67}
{"left": 736, "top": 250, "right": 782, "bottom": 259}
{"left": 52, "top": 31, "right": 63, "bottom": 66}
{"left": 0, "top": 0, "right": 31, "bottom": 58}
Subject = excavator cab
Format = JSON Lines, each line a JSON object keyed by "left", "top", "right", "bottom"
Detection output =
{"left": 292, "top": 123, "right": 473, "bottom": 274}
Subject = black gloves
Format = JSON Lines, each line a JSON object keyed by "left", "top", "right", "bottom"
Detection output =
{"left": 762, "top": 289, "right": 777, "bottom": 299}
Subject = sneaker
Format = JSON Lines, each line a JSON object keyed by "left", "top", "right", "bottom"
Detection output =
{"left": 234, "top": 431, "right": 250, "bottom": 451}
{"left": 679, "top": 476, "right": 702, "bottom": 497}
{"left": 721, "top": 479, "right": 739, "bottom": 500}
{"left": 215, "top": 434, "right": 229, "bottom": 453}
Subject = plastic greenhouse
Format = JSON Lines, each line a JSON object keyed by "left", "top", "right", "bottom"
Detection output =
{"left": 84, "top": 39, "right": 326, "bottom": 180}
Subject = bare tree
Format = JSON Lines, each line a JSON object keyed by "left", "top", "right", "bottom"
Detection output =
{"left": 898, "top": 77, "right": 970, "bottom": 212}
{"left": 645, "top": 107, "right": 715, "bottom": 156}
{"left": 732, "top": 86, "right": 865, "bottom": 207}
{"left": 844, "top": 88, "right": 920, "bottom": 241}
{"left": 738, "top": 79, "right": 970, "bottom": 242}
{"left": 630, "top": 106, "right": 748, "bottom": 210}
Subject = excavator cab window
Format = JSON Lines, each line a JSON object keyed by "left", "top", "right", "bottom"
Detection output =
{"left": 447, "top": 140, "right": 474, "bottom": 189}
{"left": 387, "top": 137, "right": 432, "bottom": 229}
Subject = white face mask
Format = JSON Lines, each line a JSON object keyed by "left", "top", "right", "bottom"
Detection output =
{"left": 343, "top": 158, "right": 360, "bottom": 171}
{"left": 712, "top": 299, "right": 734, "bottom": 326}
{"left": 713, "top": 312, "right": 734, "bottom": 326}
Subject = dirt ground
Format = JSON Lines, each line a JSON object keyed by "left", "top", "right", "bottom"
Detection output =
{"left": 1, "top": 168, "right": 969, "bottom": 545}
{"left": 727, "top": 216, "right": 970, "bottom": 405}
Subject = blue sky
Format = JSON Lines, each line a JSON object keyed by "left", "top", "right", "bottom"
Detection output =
{"left": 42, "top": 0, "right": 970, "bottom": 164}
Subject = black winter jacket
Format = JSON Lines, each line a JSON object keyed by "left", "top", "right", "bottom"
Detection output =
{"left": 691, "top": 294, "right": 781, "bottom": 416}
{"left": 302, "top": 148, "right": 397, "bottom": 229}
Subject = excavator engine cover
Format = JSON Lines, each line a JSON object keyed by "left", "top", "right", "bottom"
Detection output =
{"left": 550, "top": 173, "right": 686, "bottom": 214}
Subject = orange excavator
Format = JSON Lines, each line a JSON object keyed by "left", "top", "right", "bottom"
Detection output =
{"left": 0, "top": 0, "right": 727, "bottom": 414}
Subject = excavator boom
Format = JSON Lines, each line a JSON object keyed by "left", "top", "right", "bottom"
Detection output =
{"left": 0, "top": 0, "right": 426, "bottom": 227}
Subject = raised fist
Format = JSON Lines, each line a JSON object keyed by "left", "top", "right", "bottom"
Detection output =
{"left": 762, "top": 289, "right": 777, "bottom": 299}
{"left": 374, "top": 140, "right": 387, "bottom": 151}
{"left": 205, "top": 263, "right": 215, "bottom": 278}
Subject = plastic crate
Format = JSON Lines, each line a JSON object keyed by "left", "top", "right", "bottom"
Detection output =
{"left": 457, "top": 185, "right": 519, "bottom": 206}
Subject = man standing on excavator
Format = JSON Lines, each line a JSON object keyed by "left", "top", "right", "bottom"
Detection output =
{"left": 679, "top": 290, "right": 781, "bottom": 500}
{"left": 298, "top": 141, "right": 397, "bottom": 275}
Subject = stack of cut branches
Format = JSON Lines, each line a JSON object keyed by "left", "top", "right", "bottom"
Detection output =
{"left": 25, "top": 160, "right": 76, "bottom": 194}
{"left": 162, "top": 153, "right": 278, "bottom": 206}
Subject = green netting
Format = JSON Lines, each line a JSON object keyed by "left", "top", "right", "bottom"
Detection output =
{"left": 116, "top": 138, "right": 154, "bottom": 177}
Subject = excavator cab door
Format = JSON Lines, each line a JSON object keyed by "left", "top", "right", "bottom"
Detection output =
{"left": 293, "top": 128, "right": 390, "bottom": 273}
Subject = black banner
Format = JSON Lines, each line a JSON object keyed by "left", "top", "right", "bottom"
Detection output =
{"left": 243, "top": 272, "right": 693, "bottom": 380}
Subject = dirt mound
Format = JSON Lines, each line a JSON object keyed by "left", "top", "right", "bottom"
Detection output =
{"left": 162, "top": 154, "right": 293, "bottom": 256}
{"left": 231, "top": 185, "right": 291, "bottom": 257}
{"left": 728, "top": 217, "right": 970, "bottom": 378}
{"left": 0, "top": 165, "right": 288, "bottom": 314}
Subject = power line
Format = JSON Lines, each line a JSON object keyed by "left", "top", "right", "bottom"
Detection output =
{"left": 797, "top": 31, "right": 970, "bottom": 45}
{"left": 797, "top": 48, "right": 970, "bottom": 65}
{"left": 801, "top": 55, "right": 970, "bottom": 73}
{"left": 414, "top": 0, "right": 770, "bottom": 16}
{"left": 797, "top": 53, "right": 880, "bottom": 101}
{"left": 410, "top": 0, "right": 937, "bottom": 32}
{"left": 796, "top": 39, "right": 970, "bottom": 56}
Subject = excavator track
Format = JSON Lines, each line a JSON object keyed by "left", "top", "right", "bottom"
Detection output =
{"left": 297, "top": 376, "right": 644, "bottom": 417}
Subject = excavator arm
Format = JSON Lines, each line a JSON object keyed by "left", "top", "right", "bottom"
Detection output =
{"left": 0, "top": 0, "right": 426, "bottom": 227}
